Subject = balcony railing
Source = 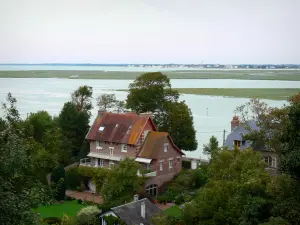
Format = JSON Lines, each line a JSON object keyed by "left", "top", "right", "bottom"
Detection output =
{"left": 137, "top": 170, "right": 157, "bottom": 177}
{"left": 80, "top": 158, "right": 97, "bottom": 167}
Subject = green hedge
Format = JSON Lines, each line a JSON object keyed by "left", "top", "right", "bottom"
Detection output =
{"left": 65, "top": 167, "right": 83, "bottom": 190}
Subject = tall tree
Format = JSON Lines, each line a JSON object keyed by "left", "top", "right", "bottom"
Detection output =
{"left": 58, "top": 102, "right": 90, "bottom": 162}
{"left": 71, "top": 85, "right": 93, "bottom": 112}
{"left": 203, "top": 136, "right": 219, "bottom": 159}
{"left": 126, "top": 72, "right": 179, "bottom": 113}
{"left": 126, "top": 72, "right": 197, "bottom": 150}
{"left": 97, "top": 93, "right": 116, "bottom": 112}
{"left": 2, "top": 92, "right": 20, "bottom": 129}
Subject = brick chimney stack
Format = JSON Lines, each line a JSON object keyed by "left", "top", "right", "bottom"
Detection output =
{"left": 231, "top": 116, "right": 240, "bottom": 132}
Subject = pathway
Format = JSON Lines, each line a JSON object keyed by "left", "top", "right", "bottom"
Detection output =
{"left": 66, "top": 190, "right": 103, "bottom": 204}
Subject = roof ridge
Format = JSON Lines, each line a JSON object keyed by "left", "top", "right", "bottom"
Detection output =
{"left": 111, "top": 198, "right": 149, "bottom": 210}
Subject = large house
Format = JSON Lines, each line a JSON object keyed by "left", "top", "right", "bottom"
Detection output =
{"left": 80, "top": 111, "right": 185, "bottom": 195}
{"left": 99, "top": 195, "right": 161, "bottom": 225}
{"left": 224, "top": 116, "right": 278, "bottom": 176}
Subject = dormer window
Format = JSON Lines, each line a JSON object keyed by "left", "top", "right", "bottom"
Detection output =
{"left": 234, "top": 140, "right": 241, "bottom": 148}
{"left": 121, "top": 144, "right": 127, "bottom": 152}
{"left": 164, "top": 143, "right": 168, "bottom": 152}
{"left": 126, "top": 126, "right": 132, "bottom": 134}
{"left": 99, "top": 126, "right": 105, "bottom": 132}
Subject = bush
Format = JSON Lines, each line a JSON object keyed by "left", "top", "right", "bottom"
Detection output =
{"left": 76, "top": 183, "right": 85, "bottom": 192}
{"left": 65, "top": 196, "right": 74, "bottom": 201}
{"left": 157, "top": 195, "right": 168, "bottom": 204}
{"left": 76, "top": 206, "right": 101, "bottom": 225}
{"left": 65, "top": 167, "right": 83, "bottom": 190}
{"left": 43, "top": 217, "right": 62, "bottom": 225}
{"left": 77, "top": 199, "right": 83, "bottom": 204}
{"left": 51, "top": 166, "right": 66, "bottom": 201}
{"left": 174, "top": 194, "right": 185, "bottom": 205}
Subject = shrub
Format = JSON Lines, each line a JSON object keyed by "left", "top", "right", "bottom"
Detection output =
{"left": 43, "top": 217, "right": 62, "bottom": 225}
{"left": 157, "top": 195, "right": 168, "bottom": 204}
{"left": 65, "top": 196, "right": 74, "bottom": 201}
{"left": 65, "top": 167, "right": 82, "bottom": 190}
{"left": 51, "top": 166, "right": 66, "bottom": 201}
{"left": 76, "top": 206, "right": 101, "bottom": 225}
{"left": 77, "top": 199, "right": 83, "bottom": 204}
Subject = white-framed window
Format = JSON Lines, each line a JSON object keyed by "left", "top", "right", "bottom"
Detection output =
{"left": 96, "top": 141, "right": 102, "bottom": 150}
{"left": 169, "top": 159, "right": 173, "bottom": 169}
{"left": 164, "top": 143, "right": 168, "bottom": 152}
{"left": 109, "top": 161, "right": 114, "bottom": 169}
{"left": 121, "top": 144, "right": 127, "bottom": 152}
{"left": 109, "top": 147, "right": 114, "bottom": 155}
{"left": 159, "top": 162, "right": 163, "bottom": 171}
{"left": 99, "top": 126, "right": 105, "bottom": 132}
{"left": 264, "top": 156, "right": 272, "bottom": 167}
{"left": 99, "top": 159, "right": 104, "bottom": 167}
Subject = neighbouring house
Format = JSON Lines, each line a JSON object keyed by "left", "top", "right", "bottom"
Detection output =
{"left": 224, "top": 116, "right": 278, "bottom": 176}
{"left": 99, "top": 195, "right": 161, "bottom": 225}
{"left": 80, "top": 111, "right": 185, "bottom": 195}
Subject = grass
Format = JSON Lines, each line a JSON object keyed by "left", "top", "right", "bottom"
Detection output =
{"left": 34, "top": 200, "right": 85, "bottom": 218}
{"left": 0, "top": 70, "right": 300, "bottom": 80}
{"left": 164, "top": 205, "right": 182, "bottom": 218}
{"left": 173, "top": 88, "right": 300, "bottom": 100}
{"left": 118, "top": 88, "right": 300, "bottom": 100}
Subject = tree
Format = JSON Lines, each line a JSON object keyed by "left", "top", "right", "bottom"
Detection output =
{"left": 203, "top": 136, "right": 219, "bottom": 159}
{"left": 58, "top": 102, "right": 90, "bottom": 161}
{"left": 115, "top": 100, "right": 126, "bottom": 113}
{"left": 0, "top": 129, "right": 50, "bottom": 225}
{"left": 2, "top": 92, "right": 20, "bottom": 129}
{"left": 126, "top": 72, "right": 179, "bottom": 113}
{"left": 71, "top": 85, "right": 93, "bottom": 112}
{"left": 182, "top": 149, "right": 272, "bottom": 225}
{"left": 97, "top": 93, "right": 116, "bottom": 112}
{"left": 126, "top": 72, "right": 197, "bottom": 150}
{"left": 24, "top": 111, "right": 53, "bottom": 143}
{"left": 101, "top": 158, "right": 142, "bottom": 203}
{"left": 51, "top": 166, "right": 66, "bottom": 201}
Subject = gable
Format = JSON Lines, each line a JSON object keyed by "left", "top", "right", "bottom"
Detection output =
{"left": 137, "top": 131, "right": 184, "bottom": 159}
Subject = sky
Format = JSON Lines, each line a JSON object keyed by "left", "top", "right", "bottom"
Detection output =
{"left": 0, "top": 0, "right": 299, "bottom": 64}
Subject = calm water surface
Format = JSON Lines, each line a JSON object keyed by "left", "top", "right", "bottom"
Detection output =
{"left": 0, "top": 78, "right": 291, "bottom": 158}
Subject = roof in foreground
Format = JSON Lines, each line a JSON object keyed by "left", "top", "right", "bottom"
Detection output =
{"left": 137, "top": 131, "right": 184, "bottom": 159}
{"left": 111, "top": 198, "right": 161, "bottom": 225}
{"left": 86, "top": 112, "right": 156, "bottom": 145}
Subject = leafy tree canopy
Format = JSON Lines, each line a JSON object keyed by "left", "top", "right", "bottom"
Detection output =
{"left": 126, "top": 72, "right": 197, "bottom": 150}
{"left": 203, "top": 135, "right": 219, "bottom": 160}
{"left": 71, "top": 85, "right": 93, "bottom": 112}
{"left": 97, "top": 93, "right": 126, "bottom": 113}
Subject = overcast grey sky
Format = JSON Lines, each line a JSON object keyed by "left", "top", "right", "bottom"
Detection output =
{"left": 0, "top": 0, "right": 299, "bottom": 64}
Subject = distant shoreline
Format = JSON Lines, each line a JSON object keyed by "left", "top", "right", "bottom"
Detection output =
{"left": 117, "top": 88, "right": 300, "bottom": 100}
{"left": 1, "top": 70, "right": 300, "bottom": 81}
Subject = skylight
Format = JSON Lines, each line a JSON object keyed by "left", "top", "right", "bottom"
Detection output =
{"left": 99, "top": 126, "right": 105, "bottom": 132}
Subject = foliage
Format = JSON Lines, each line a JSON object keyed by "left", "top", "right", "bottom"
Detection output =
{"left": 2, "top": 92, "right": 20, "bottom": 129}
{"left": 61, "top": 214, "right": 74, "bottom": 225}
{"left": 71, "top": 85, "right": 93, "bottom": 112}
{"left": 76, "top": 206, "right": 101, "bottom": 225}
{"left": 51, "top": 166, "right": 66, "bottom": 201}
{"left": 0, "top": 129, "right": 46, "bottom": 225}
{"left": 259, "top": 217, "right": 290, "bottom": 225}
{"left": 65, "top": 167, "right": 83, "bottom": 190}
{"left": 102, "top": 215, "right": 126, "bottom": 225}
{"left": 181, "top": 149, "right": 272, "bottom": 225}
{"left": 42, "top": 217, "right": 62, "bottom": 225}
{"left": 203, "top": 135, "right": 220, "bottom": 159}
{"left": 97, "top": 93, "right": 126, "bottom": 113}
{"left": 101, "top": 158, "right": 143, "bottom": 202}
{"left": 126, "top": 72, "right": 197, "bottom": 150}
{"left": 78, "top": 166, "right": 111, "bottom": 193}
{"left": 58, "top": 102, "right": 90, "bottom": 162}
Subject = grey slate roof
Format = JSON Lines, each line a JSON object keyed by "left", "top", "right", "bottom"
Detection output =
{"left": 110, "top": 198, "right": 162, "bottom": 225}
{"left": 224, "top": 120, "right": 260, "bottom": 150}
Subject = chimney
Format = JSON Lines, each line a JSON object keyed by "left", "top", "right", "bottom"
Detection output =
{"left": 133, "top": 194, "right": 139, "bottom": 202}
{"left": 141, "top": 202, "right": 145, "bottom": 218}
{"left": 140, "top": 112, "right": 154, "bottom": 119}
{"left": 231, "top": 116, "right": 240, "bottom": 132}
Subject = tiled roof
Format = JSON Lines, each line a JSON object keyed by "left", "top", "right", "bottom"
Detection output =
{"left": 110, "top": 198, "right": 161, "bottom": 225}
{"left": 86, "top": 112, "right": 157, "bottom": 145}
{"left": 137, "top": 131, "right": 184, "bottom": 159}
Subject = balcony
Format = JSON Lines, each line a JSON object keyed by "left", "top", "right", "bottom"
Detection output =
{"left": 137, "top": 169, "right": 157, "bottom": 177}
{"left": 80, "top": 158, "right": 98, "bottom": 167}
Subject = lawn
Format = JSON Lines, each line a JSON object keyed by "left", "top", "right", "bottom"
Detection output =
{"left": 1, "top": 70, "right": 300, "bottom": 80}
{"left": 164, "top": 205, "right": 182, "bottom": 218}
{"left": 35, "top": 200, "right": 86, "bottom": 218}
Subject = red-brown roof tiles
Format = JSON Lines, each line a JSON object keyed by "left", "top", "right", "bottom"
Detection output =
{"left": 86, "top": 112, "right": 157, "bottom": 145}
{"left": 137, "top": 131, "right": 184, "bottom": 159}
